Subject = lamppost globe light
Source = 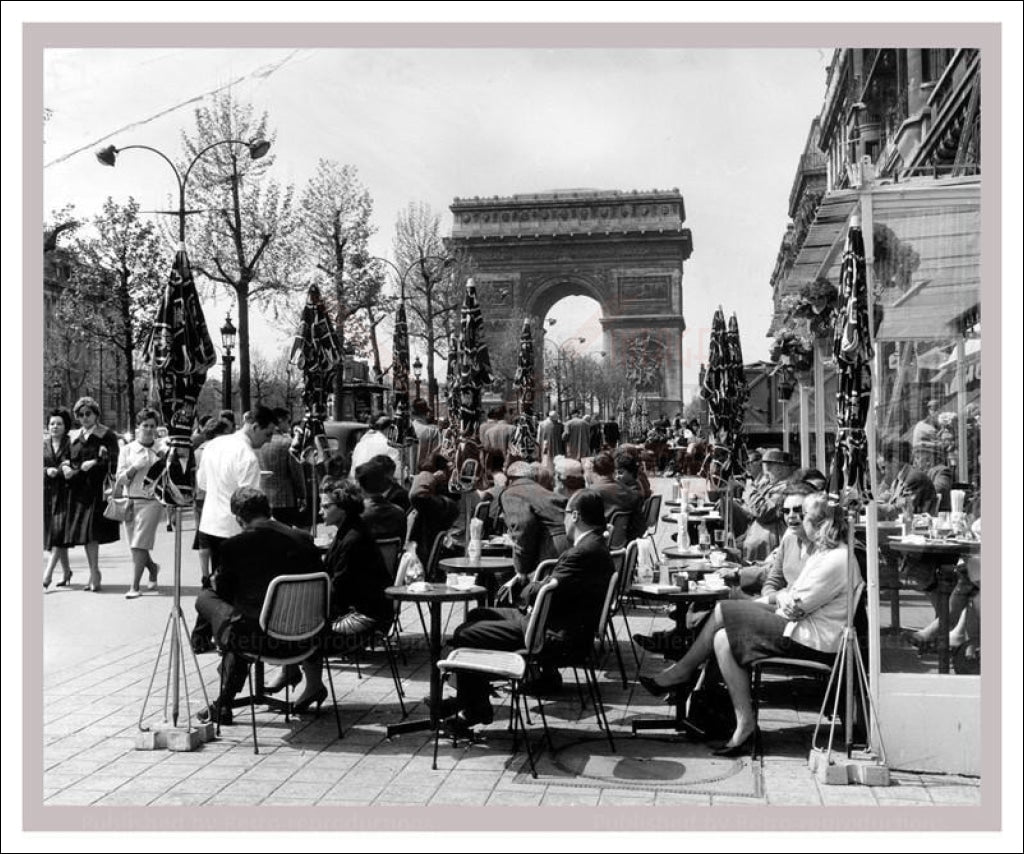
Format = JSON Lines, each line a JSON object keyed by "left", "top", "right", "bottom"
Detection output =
{"left": 220, "top": 313, "right": 237, "bottom": 352}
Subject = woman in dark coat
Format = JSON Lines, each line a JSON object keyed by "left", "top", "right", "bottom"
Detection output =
{"left": 267, "top": 479, "right": 392, "bottom": 712}
{"left": 43, "top": 408, "right": 73, "bottom": 589}
{"left": 64, "top": 396, "right": 121, "bottom": 591}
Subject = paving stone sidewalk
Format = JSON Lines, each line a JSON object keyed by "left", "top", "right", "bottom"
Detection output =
{"left": 38, "top": 510, "right": 981, "bottom": 813}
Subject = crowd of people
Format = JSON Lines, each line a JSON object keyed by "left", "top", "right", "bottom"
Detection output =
{"left": 39, "top": 394, "right": 912, "bottom": 750}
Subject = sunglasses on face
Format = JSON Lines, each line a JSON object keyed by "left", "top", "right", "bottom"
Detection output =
{"left": 783, "top": 506, "right": 805, "bottom": 517}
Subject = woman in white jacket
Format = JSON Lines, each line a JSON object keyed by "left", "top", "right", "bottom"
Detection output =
{"left": 639, "top": 491, "right": 850, "bottom": 756}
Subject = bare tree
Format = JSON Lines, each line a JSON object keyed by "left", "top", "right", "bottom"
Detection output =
{"left": 299, "top": 159, "right": 377, "bottom": 419}
{"left": 393, "top": 201, "right": 469, "bottom": 413}
{"left": 179, "top": 92, "right": 303, "bottom": 413}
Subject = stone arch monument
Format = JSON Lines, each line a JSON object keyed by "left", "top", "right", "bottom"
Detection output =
{"left": 447, "top": 189, "right": 693, "bottom": 414}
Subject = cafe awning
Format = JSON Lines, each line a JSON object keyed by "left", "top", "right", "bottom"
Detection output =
{"left": 786, "top": 188, "right": 860, "bottom": 287}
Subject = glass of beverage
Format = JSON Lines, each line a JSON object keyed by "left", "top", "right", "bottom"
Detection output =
{"left": 714, "top": 529, "right": 726, "bottom": 548}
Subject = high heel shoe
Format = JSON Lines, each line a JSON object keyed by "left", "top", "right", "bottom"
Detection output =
{"left": 264, "top": 668, "right": 302, "bottom": 696}
{"left": 711, "top": 729, "right": 757, "bottom": 757}
{"left": 291, "top": 685, "right": 328, "bottom": 715}
{"left": 146, "top": 564, "right": 160, "bottom": 591}
{"left": 638, "top": 675, "right": 696, "bottom": 707}
{"left": 54, "top": 572, "right": 72, "bottom": 588}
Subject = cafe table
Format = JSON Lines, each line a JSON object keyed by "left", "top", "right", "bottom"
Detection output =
{"left": 661, "top": 511, "right": 724, "bottom": 543}
{"left": 629, "top": 583, "right": 730, "bottom": 735}
{"left": 384, "top": 582, "right": 488, "bottom": 737}
{"left": 887, "top": 536, "right": 980, "bottom": 674}
{"left": 438, "top": 555, "right": 517, "bottom": 605}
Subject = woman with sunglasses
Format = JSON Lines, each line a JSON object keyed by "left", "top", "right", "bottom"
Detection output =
{"left": 639, "top": 492, "right": 850, "bottom": 756}
{"left": 64, "top": 396, "right": 121, "bottom": 591}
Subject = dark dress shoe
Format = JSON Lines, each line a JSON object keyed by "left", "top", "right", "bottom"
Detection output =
{"left": 638, "top": 675, "right": 670, "bottom": 698}
{"left": 711, "top": 731, "right": 756, "bottom": 757}
{"left": 521, "top": 670, "right": 563, "bottom": 696}
{"left": 638, "top": 675, "right": 697, "bottom": 709}
{"left": 197, "top": 703, "right": 233, "bottom": 725}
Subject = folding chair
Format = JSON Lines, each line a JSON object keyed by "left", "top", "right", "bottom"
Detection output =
{"left": 434, "top": 578, "right": 560, "bottom": 777}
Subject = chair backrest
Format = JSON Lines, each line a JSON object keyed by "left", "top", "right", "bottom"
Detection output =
{"left": 522, "top": 578, "right": 559, "bottom": 657}
{"left": 425, "top": 528, "right": 449, "bottom": 581}
{"left": 606, "top": 510, "right": 631, "bottom": 549}
{"left": 375, "top": 537, "right": 403, "bottom": 581}
{"left": 259, "top": 572, "right": 330, "bottom": 642}
{"left": 596, "top": 569, "right": 621, "bottom": 639}
{"left": 405, "top": 508, "right": 419, "bottom": 544}
{"left": 531, "top": 558, "right": 559, "bottom": 583}
{"left": 619, "top": 539, "right": 640, "bottom": 599}
{"left": 643, "top": 494, "right": 662, "bottom": 532}
{"left": 473, "top": 499, "right": 491, "bottom": 521}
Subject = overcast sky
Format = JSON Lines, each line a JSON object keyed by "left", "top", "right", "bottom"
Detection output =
{"left": 43, "top": 45, "right": 831, "bottom": 395}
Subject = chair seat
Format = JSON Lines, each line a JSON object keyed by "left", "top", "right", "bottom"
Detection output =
{"left": 437, "top": 648, "right": 527, "bottom": 680}
{"left": 754, "top": 656, "right": 833, "bottom": 674}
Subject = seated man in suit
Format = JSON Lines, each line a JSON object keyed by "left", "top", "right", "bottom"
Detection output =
{"left": 443, "top": 489, "right": 614, "bottom": 736}
{"left": 195, "top": 487, "right": 323, "bottom": 724}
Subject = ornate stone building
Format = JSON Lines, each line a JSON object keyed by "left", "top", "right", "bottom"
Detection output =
{"left": 447, "top": 189, "right": 693, "bottom": 413}
{"left": 768, "top": 48, "right": 980, "bottom": 336}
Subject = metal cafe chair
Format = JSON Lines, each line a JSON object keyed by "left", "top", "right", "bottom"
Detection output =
{"left": 230, "top": 572, "right": 342, "bottom": 754}
{"left": 434, "top": 578, "right": 560, "bottom": 777}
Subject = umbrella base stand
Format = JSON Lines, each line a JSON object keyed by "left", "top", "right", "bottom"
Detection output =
{"left": 135, "top": 507, "right": 215, "bottom": 752}
{"left": 808, "top": 747, "right": 891, "bottom": 787}
{"left": 806, "top": 626, "right": 891, "bottom": 787}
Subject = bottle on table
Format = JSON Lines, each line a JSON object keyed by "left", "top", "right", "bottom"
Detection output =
{"left": 698, "top": 519, "right": 711, "bottom": 556}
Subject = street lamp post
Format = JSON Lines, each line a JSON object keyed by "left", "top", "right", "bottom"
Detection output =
{"left": 96, "top": 138, "right": 270, "bottom": 244}
{"left": 220, "top": 314, "right": 236, "bottom": 412}
{"left": 544, "top": 333, "right": 586, "bottom": 420}
{"left": 412, "top": 355, "right": 423, "bottom": 401}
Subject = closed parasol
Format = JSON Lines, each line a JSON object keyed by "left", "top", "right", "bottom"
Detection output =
{"left": 289, "top": 284, "right": 342, "bottom": 466}
{"left": 829, "top": 220, "right": 874, "bottom": 499}
{"left": 511, "top": 318, "right": 538, "bottom": 460}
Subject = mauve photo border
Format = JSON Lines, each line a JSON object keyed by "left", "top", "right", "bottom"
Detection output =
{"left": 17, "top": 16, "right": 1006, "bottom": 838}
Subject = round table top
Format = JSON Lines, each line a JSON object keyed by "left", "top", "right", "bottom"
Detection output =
{"left": 630, "top": 584, "right": 731, "bottom": 603}
{"left": 662, "top": 513, "right": 722, "bottom": 524}
{"left": 385, "top": 583, "right": 487, "bottom": 603}
{"left": 438, "top": 555, "right": 516, "bottom": 572}
{"left": 661, "top": 546, "right": 709, "bottom": 561}
{"left": 887, "top": 537, "right": 981, "bottom": 556}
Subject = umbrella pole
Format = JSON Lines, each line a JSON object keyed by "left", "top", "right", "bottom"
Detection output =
{"left": 135, "top": 502, "right": 214, "bottom": 752}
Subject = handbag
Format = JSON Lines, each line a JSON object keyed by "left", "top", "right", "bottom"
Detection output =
{"left": 103, "top": 496, "right": 134, "bottom": 523}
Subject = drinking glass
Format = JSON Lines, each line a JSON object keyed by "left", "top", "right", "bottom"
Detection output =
{"left": 714, "top": 529, "right": 725, "bottom": 547}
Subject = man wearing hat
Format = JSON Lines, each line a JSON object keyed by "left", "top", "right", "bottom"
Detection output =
{"left": 731, "top": 448, "right": 796, "bottom": 562}
{"left": 356, "top": 458, "right": 407, "bottom": 543}
{"left": 490, "top": 460, "right": 569, "bottom": 579}
{"left": 348, "top": 414, "right": 401, "bottom": 478}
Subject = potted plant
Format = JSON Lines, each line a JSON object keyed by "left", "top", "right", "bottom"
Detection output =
{"left": 793, "top": 276, "right": 840, "bottom": 338}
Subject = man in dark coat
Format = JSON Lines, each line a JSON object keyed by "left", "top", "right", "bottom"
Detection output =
{"left": 587, "top": 451, "right": 645, "bottom": 542}
{"left": 195, "top": 487, "right": 323, "bottom": 724}
{"left": 443, "top": 489, "right": 614, "bottom": 735}
{"left": 356, "top": 458, "right": 407, "bottom": 542}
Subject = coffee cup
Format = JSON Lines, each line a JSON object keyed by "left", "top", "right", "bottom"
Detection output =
{"left": 446, "top": 573, "right": 459, "bottom": 587}
{"left": 709, "top": 549, "right": 727, "bottom": 568}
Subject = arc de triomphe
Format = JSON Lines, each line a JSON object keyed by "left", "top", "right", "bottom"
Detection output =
{"left": 447, "top": 188, "right": 693, "bottom": 415}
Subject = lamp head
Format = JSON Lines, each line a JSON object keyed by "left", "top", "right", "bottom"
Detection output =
{"left": 220, "top": 314, "right": 237, "bottom": 351}
{"left": 96, "top": 145, "right": 118, "bottom": 167}
{"left": 247, "top": 139, "right": 271, "bottom": 160}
